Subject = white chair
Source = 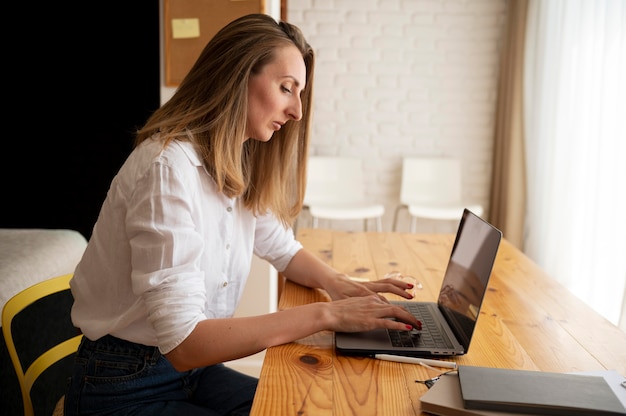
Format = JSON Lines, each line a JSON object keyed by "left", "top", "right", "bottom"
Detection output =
{"left": 392, "top": 157, "right": 484, "bottom": 232}
{"left": 301, "top": 156, "right": 385, "bottom": 231}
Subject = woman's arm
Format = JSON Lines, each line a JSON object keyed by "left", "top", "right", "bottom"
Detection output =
{"left": 165, "top": 248, "right": 420, "bottom": 372}
{"left": 165, "top": 293, "right": 419, "bottom": 372}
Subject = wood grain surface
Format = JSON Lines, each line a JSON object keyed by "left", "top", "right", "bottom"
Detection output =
{"left": 250, "top": 229, "right": 626, "bottom": 415}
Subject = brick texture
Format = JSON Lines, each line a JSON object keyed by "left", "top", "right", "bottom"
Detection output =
{"left": 289, "top": 0, "right": 509, "bottom": 232}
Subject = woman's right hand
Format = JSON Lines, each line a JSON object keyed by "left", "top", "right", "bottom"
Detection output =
{"left": 323, "top": 295, "right": 421, "bottom": 333}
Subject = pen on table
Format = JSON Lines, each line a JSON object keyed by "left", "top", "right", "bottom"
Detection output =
{"left": 374, "top": 354, "right": 457, "bottom": 369}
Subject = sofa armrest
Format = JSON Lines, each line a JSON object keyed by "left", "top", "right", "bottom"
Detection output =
{"left": 0, "top": 228, "right": 87, "bottom": 309}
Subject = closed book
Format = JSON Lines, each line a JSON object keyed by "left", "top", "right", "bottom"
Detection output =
{"left": 420, "top": 373, "right": 535, "bottom": 416}
{"left": 457, "top": 366, "right": 626, "bottom": 416}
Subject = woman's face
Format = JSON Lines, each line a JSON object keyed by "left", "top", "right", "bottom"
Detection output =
{"left": 246, "top": 45, "right": 306, "bottom": 142}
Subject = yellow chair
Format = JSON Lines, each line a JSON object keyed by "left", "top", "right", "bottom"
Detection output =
{"left": 2, "top": 273, "right": 82, "bottom": 416}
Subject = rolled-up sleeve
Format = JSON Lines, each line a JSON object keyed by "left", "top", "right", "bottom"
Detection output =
{"left": 253, "top": 214, "right": 302, "bottom": 272}
{"left": 126, "top": 152, "right": 207, "bottom": 354}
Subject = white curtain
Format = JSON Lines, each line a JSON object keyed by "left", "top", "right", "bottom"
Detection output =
{"left": 524, "top": 0, "right": 626, "bottom": 326}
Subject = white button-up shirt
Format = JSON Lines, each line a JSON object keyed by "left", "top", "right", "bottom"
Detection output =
{"left": 70, "top": 137, "right": 302, "bottom": 353}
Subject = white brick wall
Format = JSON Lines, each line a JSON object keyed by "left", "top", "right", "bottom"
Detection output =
{"left": 289, "top": 0, "right": 509, "bottom": 232}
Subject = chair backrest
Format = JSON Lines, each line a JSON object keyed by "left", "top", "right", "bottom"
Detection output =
{"left": 2, "top": 273, "right": 82, "bottom": 416}
{"left": 304, "top": 156, "right": 368, "bottom": 206}
{"left": 400, "top": 157, "right": 463, "bottom": 205}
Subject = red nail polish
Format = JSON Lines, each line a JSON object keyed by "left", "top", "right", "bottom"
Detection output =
{"left": 407, "top": 283, "right": 414, "bottom": 288}
{"left": 406, "top": 325, "right": 412, "bottom": 330}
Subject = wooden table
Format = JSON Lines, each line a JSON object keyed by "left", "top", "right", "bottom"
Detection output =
{"left": 250, "top": 229, "right": 626, "bottom": 415}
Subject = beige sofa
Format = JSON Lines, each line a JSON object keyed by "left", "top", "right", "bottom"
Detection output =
{"left": 0, "top": 228, "right": 87, "bottom": 308}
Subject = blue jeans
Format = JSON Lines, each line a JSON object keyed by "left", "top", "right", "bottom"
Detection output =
{"left": 64, "top": 335, "right": 258, "bottom": 415}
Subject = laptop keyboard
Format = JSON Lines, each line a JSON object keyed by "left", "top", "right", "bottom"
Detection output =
{"left": 388, "top": 303, "right": 454, "bottom": 349}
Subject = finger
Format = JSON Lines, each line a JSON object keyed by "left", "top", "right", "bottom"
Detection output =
{"left": 381, "top": 319, "right": 415, "bottom": 331}
{"left": 374, "top": 302, "right": 422, "bottom": 330}
{"left": 376, "top": 278, "right": 416, "bottom": 291}
{"left": 397, "top": 311, "right": 422, "bottom": 330}
{"left": 366, "top": 281, "right": 414, "bottom": 299}
{"left": 379, "top": 313, "right": 421, "bottom": 331}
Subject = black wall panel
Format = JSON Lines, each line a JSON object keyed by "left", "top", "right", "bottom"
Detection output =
{"left": 2, "top": 2, "right": 160, "bottom": 240}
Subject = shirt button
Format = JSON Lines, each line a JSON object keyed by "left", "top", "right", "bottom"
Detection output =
{"left": 226, "top": 243, "right": 230, "bottom": 250}
{"left": 226, "top": 206, "right": 233, "bottom": 212}
{"left": 222, "top": 282, "right": 228, "bottom": 288}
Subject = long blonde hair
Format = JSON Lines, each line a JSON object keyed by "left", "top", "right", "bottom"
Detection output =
{"left": 136, "top": 14, "right": 315, "bottom": 227}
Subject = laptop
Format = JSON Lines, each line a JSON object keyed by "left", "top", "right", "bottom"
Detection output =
{"left": 335, "top": 208, "right": 502, "bottom": 357}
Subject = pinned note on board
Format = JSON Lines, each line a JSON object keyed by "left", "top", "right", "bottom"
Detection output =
{"left": 164, "top": 0, "right": 265, "bottom": 86}
{"left": 172, "top": 18, "right": 200, "bottom": 39}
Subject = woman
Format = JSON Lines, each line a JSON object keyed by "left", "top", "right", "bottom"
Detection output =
{"left": 65, "top": 14, "right": 419, "bottom": 415}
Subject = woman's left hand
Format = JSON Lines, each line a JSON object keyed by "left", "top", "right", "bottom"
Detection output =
{"left": 324, "top": 274, "right": 415, "bottom": 301}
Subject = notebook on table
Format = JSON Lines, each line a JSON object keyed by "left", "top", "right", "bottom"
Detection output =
{"left": 457, "top": 366, "right": 626, "bottom": 416}
{"left": 335, "top": 208, "right": 502, "bottom": 357}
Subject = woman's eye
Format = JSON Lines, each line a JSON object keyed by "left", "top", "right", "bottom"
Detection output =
{"left": 281, "top": 86, "right": 292, "bottom": 94}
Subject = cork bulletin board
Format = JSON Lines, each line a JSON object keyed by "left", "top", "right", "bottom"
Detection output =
{"left": 164, "top": 0, "right": 266, "bottom": 86}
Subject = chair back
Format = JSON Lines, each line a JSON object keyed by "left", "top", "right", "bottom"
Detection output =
{"left": 299, "top": 156, "right": 385, "bottom": 231}
{"left": 2, "top": 273, "right": 81, "bottom": 416}
{"left": 304, "top": 156, "right": 369, "bottom": 206}
{"left": 400, "top": 157, "right": 463, "bottom": 206}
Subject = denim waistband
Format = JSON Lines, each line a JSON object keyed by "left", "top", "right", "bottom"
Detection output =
{"left": 79, "top": 334, "right": 162, "bottom": 362}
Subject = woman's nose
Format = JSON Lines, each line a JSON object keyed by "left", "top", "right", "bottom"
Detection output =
{"left": 288, "top": 97, "right": 303, "bottom": 121}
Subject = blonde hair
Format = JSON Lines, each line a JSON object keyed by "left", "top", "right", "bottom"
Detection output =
{"left": 136, "top": 14, "right": 315, "bottom": 227}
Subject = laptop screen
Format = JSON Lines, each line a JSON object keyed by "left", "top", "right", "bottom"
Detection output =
{"left": 437, "top": 209, "right": 502, "bottom": 349}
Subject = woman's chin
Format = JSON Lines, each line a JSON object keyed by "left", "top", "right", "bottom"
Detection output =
{"left": 249, "top": 134, "right": 273, "bottom": 143}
